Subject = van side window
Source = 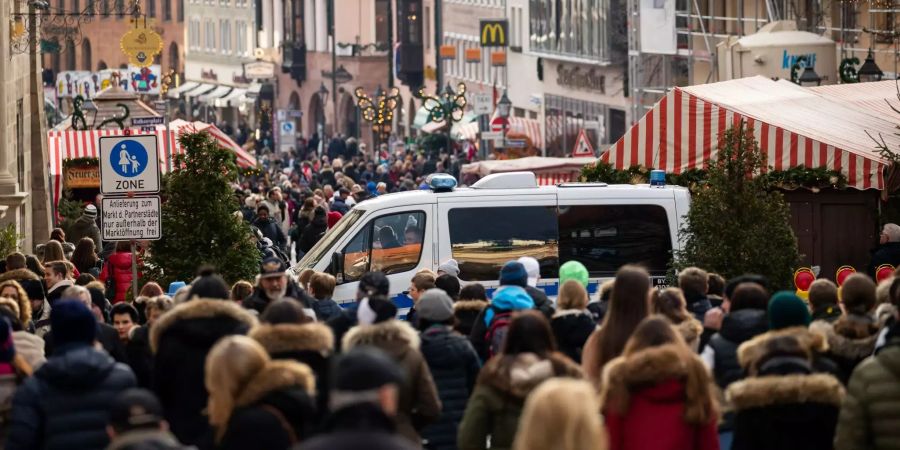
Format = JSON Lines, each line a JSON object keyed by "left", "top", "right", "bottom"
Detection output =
{"left": 341, "top": 211, "right": 426, "bottom": 282}
{"left": 558, "top": 204, "right": 673, "bottom": 277}
{"left": 448, "top": 206, "right": 559, "bottom": 281}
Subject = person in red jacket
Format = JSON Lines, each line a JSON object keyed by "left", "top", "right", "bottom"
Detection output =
{"left": 99, "top": 241, "right": 139, "bottom": 304}
{"left": 600, "top": 315, "right": 720, "bottom": 450}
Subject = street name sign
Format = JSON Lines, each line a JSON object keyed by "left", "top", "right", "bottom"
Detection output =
{"left": 99, "top": 135, "right": 161, "bottom": 195}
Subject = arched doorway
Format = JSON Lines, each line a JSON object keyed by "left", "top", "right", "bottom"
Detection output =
{"left": 288, "top": 91, "right": 301, "bottom": 134}
{"left": 168, "top": 42, "right": 180, "bottom": 73}
{"left": 307, "top": 94, "right": 323, "bottom": 140}
{"left": 64, "top": 40, "right": 76, "bottom": 70}
{"left": 97, "top": 60, "right": 108, "bottom": 71}
{"left": 81, "top": 39, "right": 92, "bottom": 71}
{"left": 340, "top": 93, "right": 358, "bottom": 139}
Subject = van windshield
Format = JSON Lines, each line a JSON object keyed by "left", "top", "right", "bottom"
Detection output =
{"left": 294, "top": 209, "right": 365, "bottom": 272}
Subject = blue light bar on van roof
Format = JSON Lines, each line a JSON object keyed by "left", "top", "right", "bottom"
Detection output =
{"left": 427, "top": 173, "right": 457, "bottom": 192}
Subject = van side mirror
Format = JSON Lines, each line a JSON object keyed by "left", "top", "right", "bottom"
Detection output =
{"left": 331, "top": 252, "right": 344, "bottom": 283}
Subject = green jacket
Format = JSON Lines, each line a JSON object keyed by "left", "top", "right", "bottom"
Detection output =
{"left": 456, "top": 352, "right": 582, "bottom": 450}
{"left": 834, "top": 339, "right": 900, "bottom": 450}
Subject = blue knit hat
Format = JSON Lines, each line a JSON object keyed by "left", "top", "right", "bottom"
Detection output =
{"left": 768, "top": 291, "right": 811, "bottom": 330}
{"left": 51, "top": 299, "right": 97, "bottom": 346}
{"left": 499, "top": 261, "right": 528, "bottom": 287}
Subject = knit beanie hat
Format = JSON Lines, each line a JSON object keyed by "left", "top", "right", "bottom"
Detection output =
{"left": 417, "top": 289, "right": 454, "bottom": 322}
{"left": 768, "top": 291, "right": 811, "bottom": 330}
{"left": 499, "top": 261, "right": 528, "bottom": 287}
{"left": 83, "top": 204, "right": 98, "bottom": 218}
{"left": 559, "top": 261, "right": 589, "bottom": 288}
{"left": 18, "top": 279, "right": 45, "bottom": 302}
{"left": 437, "top": 259, "right": 460, "bottom": 278}
{"left": 51, "top": 299, "right": 97, "bottom": 346}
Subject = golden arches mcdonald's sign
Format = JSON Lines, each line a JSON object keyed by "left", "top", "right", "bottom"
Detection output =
{"left": 480, "top": 20, "right": 508, "bottom": 47}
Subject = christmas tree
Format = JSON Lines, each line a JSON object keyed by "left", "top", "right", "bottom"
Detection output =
{"left": 675, "top": 123, "right": 800, "bottom": 289}
{"left": 146, "top": 131, "right": 260, "bottom": 285}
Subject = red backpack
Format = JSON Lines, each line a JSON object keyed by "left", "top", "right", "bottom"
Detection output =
{"left": 485, "top": 308, "right": 514, "bottom": 358}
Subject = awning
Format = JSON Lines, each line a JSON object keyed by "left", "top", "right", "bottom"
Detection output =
{"left": 245, "top": 83, "right": 263, "bottom": 99}
{"left": 197, "top": 85, "right": 233, "bottom": 105}
{"left": 167, "top": 119, "right": 257, "bottom": 169}
{"left": 216, "top": 88, "right": 247, "bottom": 107}
{"left": 185, "top": 83, "right": 216, "bottom": 98}
{"left": 604, "top": 76, "right": 898, "bottom": 190}
{"left": 455, "top": 117, "right": 543, "bottom": 148}
{"left": 166, "top": 81, "right": 200, "bottom": 99}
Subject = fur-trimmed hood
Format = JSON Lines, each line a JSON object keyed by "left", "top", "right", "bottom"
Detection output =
{"left": 600, "top": 344, "right": 708, "bottom": 406}
{"left": 810, "top": 317, "right": 879, "bottom": 361}
{"left": 250, "top": 322, "right": 334, "bottom": 357}
{"left": 0, "top": 268, "right": 40, "bottom": 283}
{"left": 342, "top": 319, "right": 420, "bottom": 359}
{"left": 676, "top": 318, "right": 703, "bottom": 345}
{"left": 478, "top": 351, "right": 583, "bottom": 398}
{"left": 737, "top": 326, "right": 828, "bottom": 372}
{"left": 454, "top": 299, "right": 488, "bottom": 313}
{"left": 234, "top": 360, "right": 316, "bottom": 408}
{"left": 726, "top": 373, "right": 845, "bottom": 410}
{"left": 150, "top": 298, "right": 258, "bottom": 353}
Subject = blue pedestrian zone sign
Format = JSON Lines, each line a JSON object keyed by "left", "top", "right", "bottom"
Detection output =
{"left": 111, "top": 140, "right": 149, "bottom": 177}
{"left": 99, "top": 134, "right": 160, "bottom": 195}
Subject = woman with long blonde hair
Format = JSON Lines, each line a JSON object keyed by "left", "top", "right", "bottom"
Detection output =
{"left": 205, "top": 335, "right": 318, "bottom": 450}
{"left": 512, "top": 378, "right": 606, "bottom": 450}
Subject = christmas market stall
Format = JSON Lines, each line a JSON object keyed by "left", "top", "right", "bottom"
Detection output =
{"left": 461, "top": 156, "right": 597, "bottom": 186}
{"left": 596, "top": 75, "right": 900, "bottom": 278}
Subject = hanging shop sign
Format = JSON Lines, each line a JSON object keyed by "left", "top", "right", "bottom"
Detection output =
{"left": 120, "top": 25, "right": 164, "bottom": 68}
{"left": 64, "top": 164, "right": 100, "bottom": 189}
{"left": 556, "top": 65, "right": 606, "bottom": 93}
{"left": 480, "top": 20, "right": 508, "bottom": 47}
{"left": 244, "top": 61, "right": 277, "bottom": 80}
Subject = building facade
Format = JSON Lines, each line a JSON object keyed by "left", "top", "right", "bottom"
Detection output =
{"left": 5, "top": 1, "right": 53, "bottom": 250}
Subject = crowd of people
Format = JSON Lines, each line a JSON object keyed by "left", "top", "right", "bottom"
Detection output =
{"left": 3, "top": 221, "right": 900, "bottom": 450}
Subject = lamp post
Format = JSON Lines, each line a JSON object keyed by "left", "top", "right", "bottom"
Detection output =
{"left": 355, "top": 85, "right": 401, "bottom": 161}
{"left": 317, "top": 82, "right": 329, "bottom": 155}
{"left": 415, "top": 82, "right": 468, "bottom": 155}
{"left": 858, "top": 49, "right": 884, "bottom": 82}
{"left": 497, "top": 90, "right": 512, "bottom": 148}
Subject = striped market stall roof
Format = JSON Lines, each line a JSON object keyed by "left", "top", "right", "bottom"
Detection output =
{"left": 603, "top": 76, "right": 899, "bottom": 190}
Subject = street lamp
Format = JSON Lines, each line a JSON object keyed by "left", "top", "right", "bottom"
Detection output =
{"left": 858, "top": 49, "right": 884, "bottom": 82}
{"left": 798, "top": 65, "right": 822, "bottom": 86}
{"left": 317, "top": 82, "right": 329, "bottom": 142}
{"left": 497, "top": 90, "right": 512, "bottom": 148}
{"left": 355, "top": 85, "right": 401, "bottom": 159}
{"left": 415, "top": 82, "right": 468, "bottom": 155}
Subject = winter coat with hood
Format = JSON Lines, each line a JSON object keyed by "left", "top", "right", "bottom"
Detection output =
{"left": 242, "top": 278, "right": 315, "bottom": 315}
{"left": 249, "top": 322, "right": 334, "bottom": 417}
{"left": 726, "top": 327, "right": 846, "bottom": 450}
{"left": 599, "top": 344, "right": 719, "bottom": 450}
{"left": 468, "top": 286, "right": 535, "bottom": 362}
{"left": 524, "top": 285, "right": 554, "bottom": 319}
{"left": 702, "top": 308, "right": 769, "bottom": 389}
{"left": 12, "top": 331, "right": 44, "bottom": 369}
{"left": 67, "top": 214, "right": 102, "bottom": 253}
{"left": 99, "top": 250, "right": 137, "bottom": 304}
{"left": 150, "top": 299, "right": 257, "bottom": 447}
{"left": 343, "top": 319, "right": 442, "bottom": 447}
{"left": 6, "top": 344, "right": 137, "bottom": 450}
{"left": 106, "top": 429, "right": 195, "bottom": 450}
{"left": 419, "top": 324, "right": 481, "bottom": 450}
{"left": 454, "top": 300, "right": 487, "bottom": 337}
{"left": 217, "top": 361, "right": 318, "bottom": 450}
{"left": 810, "top": 314, "right": 881, "bottom": 384}
{"left": 456, "top": 352, "right": 583, "bottom": 450}
{"left": 550, "top": 309, "right": 596, "bottom": 363}
{"left": 833, "top": 326, "right": 900, "bottom": 450}
{"left": 253, "top": 217, "right": 287, "bottom": 251}
{"left": 298, "top": 210, "right": 328, "bottom": 254}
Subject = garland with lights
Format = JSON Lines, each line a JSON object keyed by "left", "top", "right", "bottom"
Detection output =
{"left": 580, "top": 161, "right": 848, "bottom": 191}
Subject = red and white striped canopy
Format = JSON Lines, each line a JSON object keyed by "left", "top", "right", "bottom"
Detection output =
{"left": 603, "top": 76, "right": 898, "bottom": 190}
{"left": 48, "top": 121, "right": 257, "bottom": 214}
{"left": 455, "top": 117, "right": 543, "bottom": 148}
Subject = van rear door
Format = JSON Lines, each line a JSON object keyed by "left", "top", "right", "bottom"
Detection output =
{"left": 556, "top": 186, "right": 678, "bottom": 284}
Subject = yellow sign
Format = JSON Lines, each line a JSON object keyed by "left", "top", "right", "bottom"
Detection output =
{"left": 480, "top": 20, "right": 508, "bottom": 47}
{"left": 120, "top": 25, "right": 163, "bottom": 68}
{"left": 64, "top": 165, "right": 101, "bottom": 189}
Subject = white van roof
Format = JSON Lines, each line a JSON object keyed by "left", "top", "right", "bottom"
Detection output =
{"left": 351, "top": 172, "right": 689, "bottom": 210}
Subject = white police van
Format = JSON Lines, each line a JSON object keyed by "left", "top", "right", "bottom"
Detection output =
{"left": 292, "top": 172, "right": 690, "bottom": 313}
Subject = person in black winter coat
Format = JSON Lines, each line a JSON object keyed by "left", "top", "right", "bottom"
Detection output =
{"left": 517, "top": 257, "right": 555, "bottom": 319}
{"left": 550, "top": 280, "right": 596, "bottom": 363}
{"left": 150, "top": 298, "right": 257, "bottom": 447}
{"left": 415, "top": 289, "right": 481, "bottom": 450}
{"left": 300, "top": 347, "right": 419, "bottom": 450}
{"left": 868, "top": 223, "right": 900, "bottom": 277}
{"left": 250, "top": 319, "right": 334, "bottom": 422}
{"left": 43, "top": 285, "right": 128, "bottom": 363}
{"left": 105, "top": 388, "right": 194, "bottom": 450}
{"left": 308, "top": 272, "right": 343, "bottom": 321}
{"left": 253, "top": 206, "right": 287, "bottom": 251}
{"left": 243, "top": 258, "right": 315, "bottom": 314}
{"left": 206, "top": 336, "right": 317, "bottom": 450}
{"left": 331, "top": 188, "right": 351, "bottom": 215}
{"left": 679, "top": 267, "right": 713, "bottom": 321}
{"left": 7, "top": 300, "right": 137, "bottom": 450}
{"left": 298, "top": 207, "right": 328, "bottom": 254}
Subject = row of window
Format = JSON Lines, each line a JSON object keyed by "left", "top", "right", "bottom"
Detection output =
{"left": 86, "top": 0, "right": 182, "bottom": 21}
{"left": 529, "top": 0, "right": 611, "bottom": 61}
{"left": 187, "top": 0, "right": 249, "bottom": 5}
{"left": 339, "top": 205, "right": 673, "bottom": 282}
{"left": 188, "top": 18, "right": 251, "bottom": 56}
{"left": 442, "top": 34, "right": 507, "bottom": 87}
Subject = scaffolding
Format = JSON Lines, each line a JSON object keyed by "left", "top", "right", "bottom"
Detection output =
{"left": 628, "top": 0, "right": 900, "bottom": 121}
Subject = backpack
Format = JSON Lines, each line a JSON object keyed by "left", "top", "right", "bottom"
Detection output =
{"left": 485, "top": 308, "right": 514, "bottom": 358}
